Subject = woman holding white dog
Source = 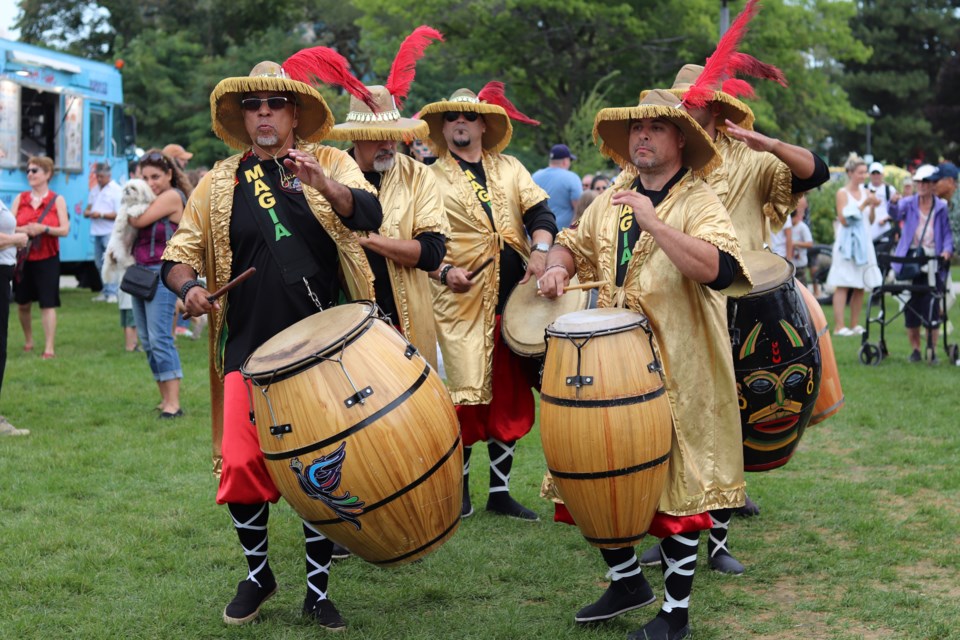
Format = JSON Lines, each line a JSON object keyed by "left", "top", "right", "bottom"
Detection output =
{"left": 129, "top": 149, "right": 192, "bottom": 418}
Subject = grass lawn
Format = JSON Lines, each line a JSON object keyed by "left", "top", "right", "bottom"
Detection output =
{"left": 1, "top": 286, "right": 958, "bottom": 639}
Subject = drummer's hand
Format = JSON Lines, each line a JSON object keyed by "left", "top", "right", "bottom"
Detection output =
{"left": 537, "top": 266, "right": 570, "bottom": 299}
{"left": 183, "top": 286, "right": 218, "bottom": 318}
{"left": 519, "top": 250, "right": 547, "bottom": 284}
{"left": 611, "top": 191, "right": 659, "bottom": 232}
{"left": 445, "top": 267, "right": 474, "bottom": 294}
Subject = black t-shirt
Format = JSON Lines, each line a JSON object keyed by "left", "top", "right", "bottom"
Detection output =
{"left": 614, "top": 168, "right": 735, "bottom": 290}
{"left": 221, "top": 153, "right": 382, "bottom": 373}
{"left": 450, "top": 153, "right": 557, "bottom": 313}
{"left": 360, "top": 169, "right": 446, "bottom": 325}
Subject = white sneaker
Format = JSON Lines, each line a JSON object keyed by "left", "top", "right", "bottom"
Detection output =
{"left": 91, "top": 293, "right": 107, "bottom": 302}
{"left": 104, "top": 294, "right": 118, "bottom": 303}
{"left": 834, "top": 327, "right": 855, "bottom": 337}
{"left": 852, "top": 325, "right": 865, "bottom": 335}
{"left": 0, "top": 416, "right": 29, "bottom": 436}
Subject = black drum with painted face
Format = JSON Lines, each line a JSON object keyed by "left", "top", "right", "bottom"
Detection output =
{"left": 728, "top": 251, "right": 822, "bottom": 471}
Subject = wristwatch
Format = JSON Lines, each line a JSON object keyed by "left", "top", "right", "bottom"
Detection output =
{"left": 531, "top": 242, "right": 550, "bottom": 253}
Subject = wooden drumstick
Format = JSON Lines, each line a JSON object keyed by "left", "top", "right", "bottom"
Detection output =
{"left": 561, "top": 281, "right": 604, "bottom": 291}
{"left": 181, "top": 267, "right": 256, "bottom": 319}
{"left": 467, "top": 257, "right": 494, "bottom": 281}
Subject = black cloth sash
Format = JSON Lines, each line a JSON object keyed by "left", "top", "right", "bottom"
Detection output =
{"left": 237, "top": 154, "right": 319, "bottom": 285}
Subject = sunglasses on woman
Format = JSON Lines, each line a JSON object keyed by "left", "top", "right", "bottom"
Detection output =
{"left": 241, "top": 96, "right": 294, "bottom": 111}
{"left": 27, "top": 167, "right": 42, "bottom": 174}
{"left": 444, "top": 111, "right": 480, "bottom": 123}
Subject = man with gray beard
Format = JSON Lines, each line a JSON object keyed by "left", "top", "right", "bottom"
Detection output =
{"left": 162, "top": 59, "right": 382, "bottom": 630}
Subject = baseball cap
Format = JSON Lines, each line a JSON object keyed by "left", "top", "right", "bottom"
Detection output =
{"left": 868, "top": 161, "right": 884, "bottom": 174}
{"left": 550, "top": 144, "right": 576, "bottom": 160}
{"left": 162, "top": 143, "right": 193, "bottom": 163}
{"left": 931, "top": 161, "right": 959, "bottom": 181}
{"left": 914, "top": 164, "right": 937, "bottom": 182}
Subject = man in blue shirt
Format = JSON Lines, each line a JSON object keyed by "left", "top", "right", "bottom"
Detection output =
{"left": 533, "top": 144, "right": 583, "bottom": 229}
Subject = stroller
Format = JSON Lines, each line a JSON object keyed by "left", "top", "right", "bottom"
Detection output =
{"left": 858, "top": 249, "right": 958, "bottom": 365}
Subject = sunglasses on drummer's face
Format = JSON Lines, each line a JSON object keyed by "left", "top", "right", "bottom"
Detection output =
{"left": 444, "top": 111, "right": 480, "bottom": 123}
{"left": 241, "top": 96, "right": 294, "bottom": 111}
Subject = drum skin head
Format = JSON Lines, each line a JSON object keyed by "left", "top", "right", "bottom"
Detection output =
{"left": 734, "top": 250, "right": 796, "bottom": 298}
{"left": 548, "top": 307, "right": 646, "bottom": 336}
{"left": 502, "top": 275, "right": 590, "bottom": 356}
{"left": 242, "top": 302, "right": 375, "bottom": 379}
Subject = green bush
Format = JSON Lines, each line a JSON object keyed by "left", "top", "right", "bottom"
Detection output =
{"left": 806, "top": 178, "right": 843, "bottom": 245}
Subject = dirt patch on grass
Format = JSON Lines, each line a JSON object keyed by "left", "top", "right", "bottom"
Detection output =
{"left": 897, "top": 559, "right": 960, "bottom": 600}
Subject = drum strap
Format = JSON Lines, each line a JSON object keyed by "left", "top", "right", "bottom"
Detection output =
{"left": 236, "top": 153, "right": 321, "bottom": 286}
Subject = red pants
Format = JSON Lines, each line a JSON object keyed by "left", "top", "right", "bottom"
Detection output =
{"left": 456, "top": 317, "right": 538, "bottom": 447}
{"left": 216, "top": 371, "right": 282, "bottom": 505}
{"left": 554, "top": 505, "right": 712, "bottom": 538}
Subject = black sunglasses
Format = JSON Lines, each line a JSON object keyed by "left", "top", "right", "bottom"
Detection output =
{"left": 444, "top": 111, "right": 479, "bottom": 123}
{"left": 27, "top": 167, "right": 42, "bottom": 174}
{"left": 241, "top": 96, "right": 294, "bottom": 111}
{"left": 140, "top": 151, "right": 170, "bottom": 169}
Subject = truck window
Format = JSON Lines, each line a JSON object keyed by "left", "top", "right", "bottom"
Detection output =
{"left": 89, "top": 107, "right": 106, "bottom": 156}
{"left": 19, "top": 86, "right": 58, "bottom": 163}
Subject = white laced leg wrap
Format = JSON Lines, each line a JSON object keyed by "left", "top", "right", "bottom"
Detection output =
{"left": 230, "top": 503, "right": 269, "bottom": 587}
{"left": 303, "top": 521, "right": 330, "bottom": 601}
{"left": 709, "top": 512, "right": 731, "bottom": 558}
{"left": 661, "top": 534, "right": 698, "bottom": 613}
{"left": 463, "top": 445, "right": 472, "bottom": 477}
{"left": 488, "top": 439, "right": 514, "bottom": 494}
{"left": 605, "top": 554, "right": 643, "bottom": 581}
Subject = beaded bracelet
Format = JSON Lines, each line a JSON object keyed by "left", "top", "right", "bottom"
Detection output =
{"left": 180, "top": 279, "right": 204, "bottom": 303}
{"left": 543, "top": 263, "right": 570, "bottom": 275}
{"left": 439, "top": 264, "right": 454, "bottom": 286}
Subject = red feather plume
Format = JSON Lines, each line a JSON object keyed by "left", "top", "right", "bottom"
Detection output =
{"left": 728, "top": 52, "right": 787, "bottom": 87}
{"left": 386, "top": 25, "right": 444, "bottom": 110}
{"left": 283, "top": 47, "right": 375, "bottom": 111}
{"left": 477, "top": 81, "right": 540, "bottom": 126}
{"left": 683, "top": 0, "right": 761, "bottom": 109}
{"left": 721, "top": 78, "right": 756, "bottom": 99}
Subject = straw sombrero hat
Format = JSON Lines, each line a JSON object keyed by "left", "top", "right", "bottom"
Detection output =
{"left": 326, "top": 27, "right": 443, "bottom": 143}
{"left": 641, "top": 64, "right": 755, "bottom": 130}
{"left": 593, "top": 89, "right": 721, "bottom": 176}
{"left": 210, "top": 61, "right": 334, "bottom": 150}
{"left": 420, "top": 82, "right": 539, "bottom": 155}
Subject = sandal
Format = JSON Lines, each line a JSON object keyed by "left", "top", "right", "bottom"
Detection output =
{"left": 41, "top": 352, "right": 55, "bottom": 360}
{"left": 23, "top": 344, "right": 33, "bottom": 352}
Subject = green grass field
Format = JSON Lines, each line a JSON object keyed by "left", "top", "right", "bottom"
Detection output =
{"left": 1, "top": 287, "right": 958, "bottom": 639}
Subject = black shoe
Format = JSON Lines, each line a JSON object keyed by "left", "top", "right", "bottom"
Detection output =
{"left": 735, "top": 495, "right": 761, "bottom": 517}
{"left": 909, "top": 349, "right": 922, "bottom": 363}
{"left": 485, "top": 493, "right": 538, "bottom": 520}
{"left": 574, "top": 577, "right": 656, "bottom": 624}
{"left": 302, "top": 598, "right": 347, "bottom": 631}
{"left": 638, "top": 542, "right": 661, "bottom": 567}
{"left": 462, "top": 486, "right": 474, "bottom": 519}
{"left": 709, "top": 552, "right": 745, "bottom": 575}
{"left": 158, "top": 408, "right": 184, "bottom": 419}
{"left": 223, "top": 578, "right": 278, "bottom": 625}
{"left": 331, "top": 543, "right": 351, "bottom": 560}
{"left": 627, "top": 614, "right": 690, "bottom": 640}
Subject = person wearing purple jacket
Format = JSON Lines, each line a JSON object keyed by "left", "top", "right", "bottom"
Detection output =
{"left": 888, "top": 164, "right": 954, "bottom": 363}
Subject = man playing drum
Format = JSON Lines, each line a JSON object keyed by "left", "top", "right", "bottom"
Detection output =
{"left": 420, "top": 84, "right": 557, "bottom": 520}
{"left": 161, "top": 55, "right": 382, "bottom": 630}
{"left": 538, "top": 89, "right": 750, "bottom": 640}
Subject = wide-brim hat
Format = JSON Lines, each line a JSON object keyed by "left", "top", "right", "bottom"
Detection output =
{"left": 641, "top": 64, "right": 755, "bottom": 130}
{"left": 326, "top": 85, "right": 427, "bottom": 142}
{"left": 419, "top": 88, "right": 513, "bottom": 155}
{"left": 210, "top": 61, "right": 334, "bottom": 150}
{"left": 593, "top": 89, "right": 721, "bottom": 176}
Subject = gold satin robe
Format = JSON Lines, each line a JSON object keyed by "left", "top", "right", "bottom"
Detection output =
{"left": 162, "top": 142, "right": 377, "bottom": 473}
{"left": 710, "top": 130, "right": 798, "bottom": 252}
{"left": 556, "top": 168, "right": 750, "bottom": 515}
{"left": 374, "top": 153, "right": 449, "bottom": 370}
{"left": 429, "top": 151, "right": 548, "bottom": 405}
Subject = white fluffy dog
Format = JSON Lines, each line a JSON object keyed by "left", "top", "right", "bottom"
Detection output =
{"left": 102, "top": 178, "right": 154, "bottom": 284}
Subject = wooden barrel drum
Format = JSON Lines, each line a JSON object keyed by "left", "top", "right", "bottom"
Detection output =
{"left": 241, "top": 302, "right": 462, "bottom": 566}
{"left": 539, "top": 308, "right": 672, "bottom": 548}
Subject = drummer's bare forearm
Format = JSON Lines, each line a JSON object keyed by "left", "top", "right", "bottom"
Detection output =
{"left": 360, "top": 234, "right": 421, "bottom": 268}
{"left": 165, "top": 262, "right": 200, "bottom": 294}
{"left": 531, "top": 229, "right": 554, "bottom": 246}
{"left": 545, "top": 245, "right": 575, "bottom": 276}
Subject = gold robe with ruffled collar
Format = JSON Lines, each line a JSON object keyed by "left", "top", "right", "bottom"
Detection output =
{"left": 556, "top": 167, "right": 750, "bottom": 515}
{"left": 708, "top": 130, "right": 798, "bottom": 252}
{"left": 429, "top": 150, "right": 548, "bottom": 405}
{"left": 162, "top": 141, "right": 377, "bottom": 474}
{"left": 373, "top": 153, "right": 449, "bottom": 369}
